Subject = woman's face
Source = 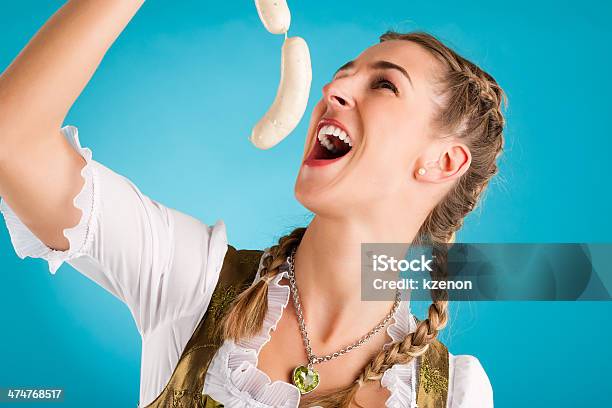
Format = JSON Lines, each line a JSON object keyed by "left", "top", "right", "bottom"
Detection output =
{"left": 295, "top": 39, "right": 445, "bottom": 218}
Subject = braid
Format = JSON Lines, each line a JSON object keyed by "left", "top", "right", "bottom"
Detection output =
{"left": 221, "top": 227, "right": 306, "bottom": 341}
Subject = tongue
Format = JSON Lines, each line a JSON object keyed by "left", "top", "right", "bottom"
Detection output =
{"left": 330, "top": 137, "right": 349, "bottom": 153}
{"left": 309, "top": 137, "right": 352, "bottom": 161}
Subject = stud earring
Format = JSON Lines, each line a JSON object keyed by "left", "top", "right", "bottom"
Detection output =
{"left": 417, "top": 167, "right": 427, "bottom": 176}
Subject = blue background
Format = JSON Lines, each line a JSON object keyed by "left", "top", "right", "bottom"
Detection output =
{"left": 1, "top": 0, "right": 611, "bottom": 406}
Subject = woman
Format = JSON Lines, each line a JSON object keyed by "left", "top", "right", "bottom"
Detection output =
{"left": 0, "top": 0, "right": 503, "bottom": 407}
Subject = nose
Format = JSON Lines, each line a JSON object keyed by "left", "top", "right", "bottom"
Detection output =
{"left": 322, "top": 80, "right": 355, "bottom": 110}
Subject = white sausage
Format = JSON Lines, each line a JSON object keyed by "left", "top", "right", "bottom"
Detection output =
{"left": 254, "top": 0, "right": 291, "bottom": 34}
{"left": 250, "top": 36, "right": 312, "bottom": 150}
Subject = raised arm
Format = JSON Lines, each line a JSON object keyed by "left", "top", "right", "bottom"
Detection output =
{"left": 0, "top": 0, "right": 144, "bottom": 251}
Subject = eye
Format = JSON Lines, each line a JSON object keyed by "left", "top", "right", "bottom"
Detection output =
{"left": 371, "top": 76, "right": 399, "bottom": 95}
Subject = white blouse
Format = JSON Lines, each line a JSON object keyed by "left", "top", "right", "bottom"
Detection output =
{"left": 0, "top": 126, "right": 493, "bottom": 407}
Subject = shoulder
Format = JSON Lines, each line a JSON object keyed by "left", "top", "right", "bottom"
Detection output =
{"left": 448, "top": 353, "right": 493, "bottom": 408}
{"left": 170, "top": 211, "right": 228, "bottom": 267}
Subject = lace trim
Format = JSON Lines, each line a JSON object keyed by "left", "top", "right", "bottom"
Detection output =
{"left": 0, "top": 126, "right": 99, "bottom": 274}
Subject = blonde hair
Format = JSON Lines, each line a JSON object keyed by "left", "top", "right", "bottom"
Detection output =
{"left": 221, "top": 31, "right": 506, "bottom": 407}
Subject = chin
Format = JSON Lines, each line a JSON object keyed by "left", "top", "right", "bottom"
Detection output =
{"left": 294, "top": 176, "right": 356, "bottom": 219}
{"left": 294, "top": 177, "right": 325, "bottom": 214}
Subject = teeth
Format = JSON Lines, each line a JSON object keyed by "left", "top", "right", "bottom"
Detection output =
{"left": 317, "top": 129, "right": 334, "bottom": 151}
{"left": 317, "top": 123, "right": 352, "bottom": 151}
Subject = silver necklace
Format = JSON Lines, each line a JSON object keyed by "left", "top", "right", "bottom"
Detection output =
{"left": 286, "top": 247, "right": 401, "bottom": 395}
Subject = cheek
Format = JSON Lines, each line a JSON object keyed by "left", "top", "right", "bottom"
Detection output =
{"left": 301, "top": 101, "right": 325, "bottom": 152}
{"left": 311, "top": 99, "right": 326, "bottom": 120}
{"left": 361, "top": 106, "right": 425, "bottom": 172}
{"left": 350, "top": 137, "right": 415, "bottom": 198}
{"left": 306, "top": 102, "right": 324, "bottom": 133}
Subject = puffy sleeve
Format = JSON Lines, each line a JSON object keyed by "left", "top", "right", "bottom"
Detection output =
{"left": 0, "top": 126, "right": 227, "bottom": 402}
{"left": 448, "top": 354, "right": 494, "bottom": 408}
{"left": 0, "top": 126, "right": 229, "bottom": 405}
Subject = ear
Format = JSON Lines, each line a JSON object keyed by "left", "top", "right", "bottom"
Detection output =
{"left": 415, "top": 143, "right": 471, "bottom": 184}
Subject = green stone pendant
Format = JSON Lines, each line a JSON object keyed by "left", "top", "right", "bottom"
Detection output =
{"left": 292, "top": 365, "right": 320, "bottom": 394}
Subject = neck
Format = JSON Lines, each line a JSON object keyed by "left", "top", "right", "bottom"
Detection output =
{"left": 291, "top": 211, "right": 423, "bottom": 345}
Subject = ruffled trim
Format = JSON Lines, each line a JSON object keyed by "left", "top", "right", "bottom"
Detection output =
{"left": 0, "top": 126, "right": 98, "bottom": 274}
{"left": 386, "top": 300, "right": 417, "bottom": 344}
{"left": 205, "top": 252, "right": 299, "bottom": 407}
{"left": 381, "top": 363, "right": 418, "bottom": 408}
{"left": 235, "top": 269, "right": 291, "bottom": 353}
{"left": 205, "top": 340, "right": 300, "bottom": 408}
{"left": 381, "top": 301, "right": 419, "bottom": 408}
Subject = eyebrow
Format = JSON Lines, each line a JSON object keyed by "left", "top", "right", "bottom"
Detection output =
{"left": 334, "top": 60, "right": 355, "bottom": 76}
{"left": 334, "top": 60, "right": 413, "bottom": 87}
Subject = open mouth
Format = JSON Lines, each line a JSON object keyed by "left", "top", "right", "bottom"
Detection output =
{"left": 305, "top": 122, "right": 353, "bottom": 165}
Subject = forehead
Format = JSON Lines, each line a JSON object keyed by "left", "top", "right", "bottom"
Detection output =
{"left": 354, "top": 40, "right": 441, "bottom": 86}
